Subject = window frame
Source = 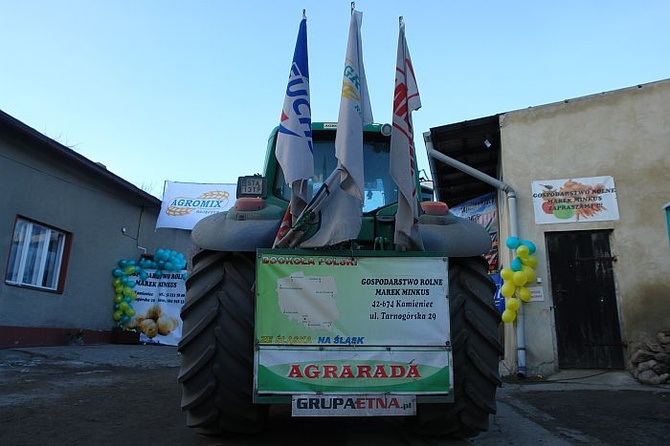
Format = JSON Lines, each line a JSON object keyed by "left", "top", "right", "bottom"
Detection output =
{"left": 5, "top": 216, "right": 72, "bottom": 293}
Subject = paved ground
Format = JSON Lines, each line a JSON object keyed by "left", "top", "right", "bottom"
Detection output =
{"left": 1, "top": 344, "right": 669, "bottom": 445}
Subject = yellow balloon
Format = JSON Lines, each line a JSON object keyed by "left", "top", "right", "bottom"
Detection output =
{"left": 522, "top": 265, "right": 537, "bottom": 283}
{"left": 512, "top": 271, "right": 528, "bottom": 287}
{"left": 516, "top": 245, "right": 530, "bottom": 258}
{"left": 500, "top": 268, "right": 514, "bottom": 281}
{"left": 506, "top": 297, "right": 520, "bottom": 311}
{"left": 518, "top": 286, "right": 531, "bottom": 302}
{"left": 521, "top": 255, "right": 538, "bottom": 268}
{"left": 501, "top": 281, "right": 516, "bottom": 298}
{"left": 501, "top": 309, "right": 517, "bottom": 323}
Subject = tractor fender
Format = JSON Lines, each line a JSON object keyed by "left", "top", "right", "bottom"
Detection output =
{"left": 418, "top": 212, "right": 492, "bottom": 257}
{"left": 191, "top": 203, "right": 284, "bottom": 252}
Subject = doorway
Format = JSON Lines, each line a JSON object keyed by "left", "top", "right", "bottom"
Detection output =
{"left": 545, "top": 230, "right": 624, "bottom": 369}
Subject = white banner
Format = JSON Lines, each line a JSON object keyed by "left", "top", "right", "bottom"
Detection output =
{"left": 156, "top": 181, "right": 236, "bottom": 230}
{"left": 130, "top": 269, "right": 186, "bottom": 346}
{"left": 532, "top": 176, "right": 619, "bottom": 224}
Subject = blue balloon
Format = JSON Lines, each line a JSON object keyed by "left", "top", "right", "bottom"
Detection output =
{"left": 520, "top": 240, "right": 537, "bottom": 254}
{"left": 112, "top": 269, "right": 124, "bottom": 277}
{"left": 506, "top": 237, "right": 520, "bottom": 250}
{"left": 511, "top": 257, "right": 523, "bottom": 272}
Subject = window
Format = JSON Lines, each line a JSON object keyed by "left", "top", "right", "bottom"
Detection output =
{"left": 6, "top": 217, "right": 70, "bottom": 292}
{"left": 275, "top": 139, "right": 399, "bottom": 214}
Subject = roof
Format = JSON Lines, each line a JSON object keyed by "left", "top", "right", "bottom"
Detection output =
{"left": 426, "top": 115, "right": 500, "bottom": 207}
{"left": 0, "top": 108, "right": 160, "bottom": 207}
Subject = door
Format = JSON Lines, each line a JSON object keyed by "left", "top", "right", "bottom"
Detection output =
{"left": 545, "top": 230, "right": 624, "bottom": 369}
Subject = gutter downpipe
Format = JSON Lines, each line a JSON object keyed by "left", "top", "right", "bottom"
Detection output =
{"left": 424, "top": 132, "right": 526, "bottom": 377}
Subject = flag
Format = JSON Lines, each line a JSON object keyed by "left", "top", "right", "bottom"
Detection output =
{"left": 275, "top": 14, "right": 313, "bottom": 188}
{"left": 301, "top": 8, "right": 372, "bottom": 247}
{"left": 272, "top": 204, "right": 293, "bottom": 247}
{"left": 335, "top": 9, "right": 373, "bottom": 201}
{"left": 390, "top": 17, "right": 422, "bottom": 250}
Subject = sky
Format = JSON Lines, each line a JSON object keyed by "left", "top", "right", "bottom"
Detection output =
{"left": 2, "top": 1, "right": 669, "bottom": 198}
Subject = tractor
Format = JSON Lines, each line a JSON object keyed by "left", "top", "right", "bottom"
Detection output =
{"left": 178, "top": 122, "right": 502, "bottom": 438}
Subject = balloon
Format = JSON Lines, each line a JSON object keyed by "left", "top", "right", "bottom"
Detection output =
{"left": 516, "top": 245, "right": 530, "bottom": 258}
{"left": 500, "top": 268, "right": 514, "bottom": 281}
{"left": 118, "top": 260, "right": 128, "bottom": 269}
{"left": 502, "top": 309, "right": 517, "bottom": 323}
{"left": 113, "top": 310, "right": 123, "bottom": 321}
{"left": 119, "top": 301, "right": 129, "bottom": 311}
{"left": 506, "top": 236, "right": 520, "bottom": 250}
{"left": 513, "top": 271, "right": 528, "bottom": 286}
{"left": 506, "top": 297, "right": 521, "bottom": 311}
{"left": 518, "top": 286, "right": 532, "bottom": 302}
{"left": 113, "top": 278, "right": 122, "bottom": 287}
{"left": 124, "top": 266, "right": 136, "bottom": 275}
{"left": 124, "top": 307, "right": 135, "bottom": 317}
{"left": 520, "top": 255, "right": 538, "bottom": 268}
{"left": 501, "top": 281, "right": 516, "bottom": 298}
{"left": 112, "top": 269, "right": 124, "bottom": 277}
{"left": 522, "top": 265, "right": 537, "bottom": 283}
{"left": 520, "top": 240, "right": 536, "bottom": 254}
{"left": 113, "top": 294, "right": 123, "bottom": 304}
{"left": 510, "top": 257, "right": 523, "bottom": 272}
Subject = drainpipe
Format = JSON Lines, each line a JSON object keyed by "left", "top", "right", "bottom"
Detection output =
{"left": 423, "top": 132, "right": 526, "bottom": 377}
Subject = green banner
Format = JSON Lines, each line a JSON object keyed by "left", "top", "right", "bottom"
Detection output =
{"left": 255, "top": 250, "right": 452, "bottom": 394}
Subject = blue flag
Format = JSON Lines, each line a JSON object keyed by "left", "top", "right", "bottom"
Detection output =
{"left": 276, "top": 16, "right": 313, "bottom": 186}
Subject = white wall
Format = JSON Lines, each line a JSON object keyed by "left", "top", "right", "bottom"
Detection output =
{"left": 498, "top": 79, "right": 670, "bottom": 375}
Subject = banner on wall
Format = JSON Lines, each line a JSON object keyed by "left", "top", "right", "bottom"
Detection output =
{"left": 156, "top": 181, "right": 236, "bottom": 230}
{"left": 450, "top": 192, "right": 499, "bottom": 272}
{"left": 130, "top": 269, "right": 186, "bottom": 346}
{"left": 531, "top": 176, "right": 619, "bottom": 225}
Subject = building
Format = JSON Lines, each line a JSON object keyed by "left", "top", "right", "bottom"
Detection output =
{"left": 0, "top": 109, "right": 193, "bottom": 348}
{"left": 426, "top": 79, "right": 670, "bottom": 376}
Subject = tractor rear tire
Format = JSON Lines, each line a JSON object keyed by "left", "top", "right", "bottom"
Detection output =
{"left": 412, "top": 256, "right": 502, "bottom": 438}
{"left": 178, "top": 250, "right": 268, "bottom": 435}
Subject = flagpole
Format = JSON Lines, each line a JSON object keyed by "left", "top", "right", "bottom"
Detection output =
{"left": 351, "top": 2, "right": 355, "bottom": 14}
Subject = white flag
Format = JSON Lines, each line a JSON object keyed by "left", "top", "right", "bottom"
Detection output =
{"left": 335, "top": 9, "right": 373, "bottom": 202}
{"left": 390, "top": 18, "right": 422, "bottom": 250}
{"left": 275, "top": 15, "right": 313, "bottom": 187}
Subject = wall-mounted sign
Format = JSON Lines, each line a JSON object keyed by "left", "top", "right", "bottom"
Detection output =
{"left": 531, "top": 176, "right": 619, "bottom": 225}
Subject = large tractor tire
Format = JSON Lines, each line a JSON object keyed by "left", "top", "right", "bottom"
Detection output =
{"left": 412, "top": 256, "right": 503, "bottom": 438}
{"left": 178, "top": 250, "right": 268, "bottom": 435}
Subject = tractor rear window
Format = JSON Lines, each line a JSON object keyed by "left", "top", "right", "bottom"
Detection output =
{"left": 275, "top": 140, "right": 398, "bottom": 213}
